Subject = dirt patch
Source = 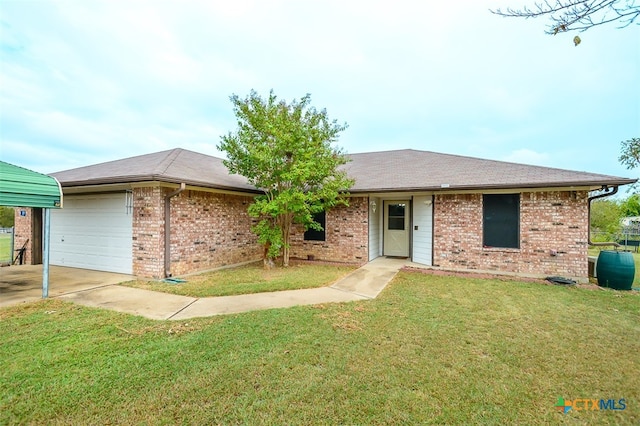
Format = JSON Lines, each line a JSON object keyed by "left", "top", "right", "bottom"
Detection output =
{"left": 575, "top": 283, "right": 603, "bottom": 291}
{"left": 402, "top": 266, "right": 549, "bottom": 285}
{"left": 288, "top": 257, "right": 364, "bottom": 268}
{"left": 316, "top": 305, "right": 366, "bottom": 331}
{"left": 402, "top": 267, "right": 640, "bottom": 293}
{"left": 0, "top": 280, "right": 31, "bottom": 288}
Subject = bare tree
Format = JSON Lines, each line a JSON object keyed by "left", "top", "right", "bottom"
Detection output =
{"left": 491, "top": 0, "right": 639, "bottom": 35}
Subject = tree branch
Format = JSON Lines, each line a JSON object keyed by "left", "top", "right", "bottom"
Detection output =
{"left": 491, "top": 0, "right": 640, "bottom": 34}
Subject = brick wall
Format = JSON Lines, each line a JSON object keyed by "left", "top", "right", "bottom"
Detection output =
{"left": 433, "top": 191, "right": 589, "bottom": 280}
{"left": 13, "top": 207, "right": 33, "bottom": 264}
{"left": 13, "top": 187, "right": 590, "bottom": 280}
{"left": 289, "top": 197, "right": 368, "bottom": 264}
{"left": 132, "top": 187, "right": 164, "bottom": 278}
{"left": 132, "top": 187, "right": 262, "bottom": 278}
{"left": 168, "top": 190, "right": 262, "bottom": 276}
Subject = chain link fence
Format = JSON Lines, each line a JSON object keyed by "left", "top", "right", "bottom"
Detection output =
{"left": 591, "top": 219, "right": 640, "bottom": 252}
{"left": 619, "top": 219, "right": 640, "bottom": 252}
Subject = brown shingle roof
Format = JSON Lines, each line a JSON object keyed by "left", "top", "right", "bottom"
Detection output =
{"left": 51, "top": 148, "right": 260, "bottom": 193}
{"left": 52, "top": 148, "right": 636, "bottom": 193}
{"left": 344, "top": 149, "right": 635, "bottom": 192}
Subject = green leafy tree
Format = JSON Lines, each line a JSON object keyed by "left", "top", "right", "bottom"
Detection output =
{"left": 619, "top": 137, "right": 639, "bottom": 193}
{"left": 219, "top": 90, "right": 354, "bottom": 267}
{"left": 619, "top": 137, "right": 640, "bottom": 169}
{"left": 0, "top": 206, "right": 15, "bottom": 228}
{"left": 620, "top": 193, "right": 640, "bottom": 217}
{"left": 590, "top": 198, "right": 622, "bottom": 241}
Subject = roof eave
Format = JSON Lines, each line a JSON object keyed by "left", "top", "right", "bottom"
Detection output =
{"left": 349, "top": 178, "right": 637, "bottom": 193}
{"left": 57, "top": 175, "right": 263, "bottom": 195}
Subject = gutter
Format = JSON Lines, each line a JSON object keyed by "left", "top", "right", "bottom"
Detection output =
{"left": 347, "top": 179, "right": 636, "bottom": 194}
{"left": 588, "top": 185, "right": 621, "bottom": 248}
{"left": 165, "top": 183, "right": 186, "bottom": 277}
{"left": 55, "top": 176, "right": 263, "bottom": 194}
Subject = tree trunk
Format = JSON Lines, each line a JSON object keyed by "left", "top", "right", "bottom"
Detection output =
{"left": 282, "top": 224, "right": 290, "bottom": 268}
{"left": 263, "top": 241, "right": 274, "bottom": 269}
{"left": 282, "top": 216, "right": 292, "bottom": 267}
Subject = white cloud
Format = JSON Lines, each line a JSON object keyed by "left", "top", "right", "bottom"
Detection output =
{"left": 0, "top": 0, "right": 637, "bottom": 178}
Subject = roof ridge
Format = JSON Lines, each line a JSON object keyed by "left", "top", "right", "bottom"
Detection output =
{"left": 154, "top": 148, "right": 184, "bottom": 176}
{"left": 349, "top": 148, "right": 622, "bottom": 178}
{"left": 349, "top": 148, "right": 417, "bottom": 156}
{"left": 49, "top": 148, "right": 180, "bottom": 174}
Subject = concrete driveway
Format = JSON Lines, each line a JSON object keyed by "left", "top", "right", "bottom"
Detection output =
{"left": 0, "top": 265, "right": 134, "bottom": 308}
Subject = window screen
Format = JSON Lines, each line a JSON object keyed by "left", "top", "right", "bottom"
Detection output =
{"left": 304, "top": 211, "right": 326, "bottom": 241}
{"left": 483, "top": 194, "right": 520, "bottom": 248}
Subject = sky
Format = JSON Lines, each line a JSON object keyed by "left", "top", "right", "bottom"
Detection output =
{"left": 1, "top": 0, "right": 639, "bottom": 183}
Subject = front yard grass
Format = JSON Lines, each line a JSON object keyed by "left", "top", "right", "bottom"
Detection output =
{"left": 121, "top": 262, "right": 356, "bottom": 297}
{"left": 0, "top": 233, "right": 12, "bottom": 263}
{"left": 2, "top": 271, "right": 638, "bottom": 425}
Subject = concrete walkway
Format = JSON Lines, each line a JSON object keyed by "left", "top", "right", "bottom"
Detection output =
{"left": 56, "top": 257, "right": 408, "bottom": 320}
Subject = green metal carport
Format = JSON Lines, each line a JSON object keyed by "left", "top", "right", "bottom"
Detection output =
{"left": 0, "top": 160, "right": 63, "bottom": 297}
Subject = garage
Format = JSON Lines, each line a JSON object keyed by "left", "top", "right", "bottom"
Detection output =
{"left": 50, "top": 192, "right": 133, "bottom": 274}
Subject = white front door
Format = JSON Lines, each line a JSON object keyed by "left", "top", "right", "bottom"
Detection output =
{"left": 383, "top": 200, "right": 409, "bottom": 257}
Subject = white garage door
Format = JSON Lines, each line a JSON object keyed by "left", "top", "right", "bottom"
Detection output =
{"left": 50, "top": 193, "right": 133, "bottom": 274}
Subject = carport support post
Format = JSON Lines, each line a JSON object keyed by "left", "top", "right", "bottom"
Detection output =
{"left": 42, "top": 208, "right": 51, "bottom": 298}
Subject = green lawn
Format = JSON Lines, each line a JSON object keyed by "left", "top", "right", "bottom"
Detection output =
{"left": 2, "top": 271, "right": 638, "bottom": 425}
{"left": 121, "top": 262, "right": 356, "bottom": 297}
{"left": 0, "top": 233, "right": 12, "bottom": 263}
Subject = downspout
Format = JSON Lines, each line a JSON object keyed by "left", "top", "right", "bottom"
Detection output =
{"left": 588, "top": 185, "right": 621, "bottom": 248}
{"left": 164, "top": 183, "right": 186, "bottom": 278}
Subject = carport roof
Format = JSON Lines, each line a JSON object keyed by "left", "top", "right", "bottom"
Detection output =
{"left": 0, "top": 161, "right": 63, "bottom": 208}
{"left": 50, "top": 148, "right": 636, "bottom": 193}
